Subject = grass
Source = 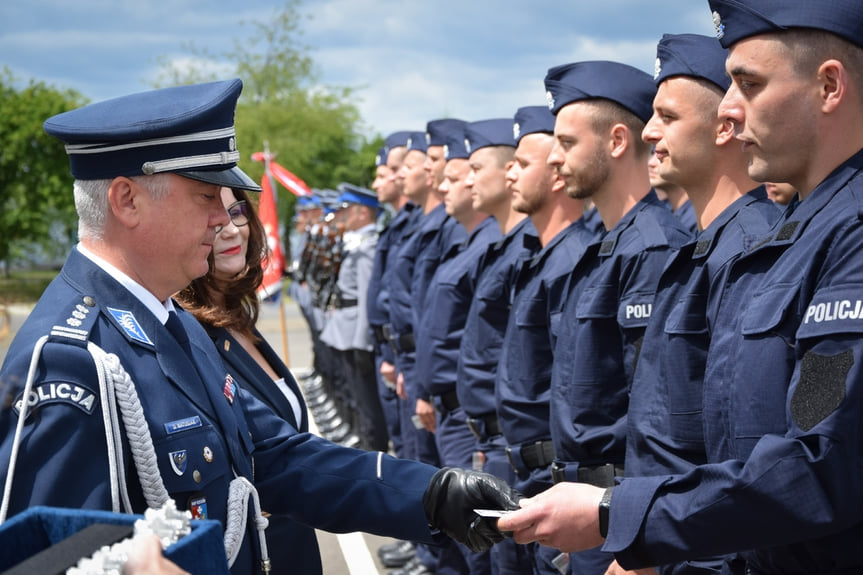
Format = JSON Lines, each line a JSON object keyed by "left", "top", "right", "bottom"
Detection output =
{"left": 0, "top": 269, "right": 58, "bottom": 304}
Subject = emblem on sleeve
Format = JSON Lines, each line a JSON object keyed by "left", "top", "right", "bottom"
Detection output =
{"left": 12, "top": 383, "right": 97, "bottom": 417}
{"left": 107, "top": 307, "right": 153, "bottom": 345}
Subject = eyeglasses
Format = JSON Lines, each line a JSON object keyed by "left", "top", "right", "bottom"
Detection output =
{"left": 226, "top": 200, "right": 249, "bottom": 227}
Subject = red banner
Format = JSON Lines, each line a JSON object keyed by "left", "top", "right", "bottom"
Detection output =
{"left": 257, "top": 171, "right": 285, "bottom": 300}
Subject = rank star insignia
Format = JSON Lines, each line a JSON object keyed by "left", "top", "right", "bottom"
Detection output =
{"left": 713, "top": 11, "right": 725, "bottom": 39}
{"left": 223, "top": 374, "right": 236, "bottom": 404}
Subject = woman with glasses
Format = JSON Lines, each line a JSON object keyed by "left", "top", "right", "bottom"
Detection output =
{"left": 176, "top": 187, "right": 322, "bottom": 575}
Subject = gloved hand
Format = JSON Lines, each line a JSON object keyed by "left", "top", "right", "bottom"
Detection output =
{"left": 422, "top": 467, "right": 522, "bottom": 552}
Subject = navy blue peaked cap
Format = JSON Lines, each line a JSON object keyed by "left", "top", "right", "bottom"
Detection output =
{"left": 43, "top": 78, "right": 260, "bottom": 191}
{"left": 513, "top": 106, "right": 556, "bottom": 144}
{"left": 406, "top": 131, "right": 428, "bottom": 154}
{"left": 708, "top": 0, "right": 863, "bottom": 49}
{"left": 544, "top": 61, "right": 656, "bottom": 123}
{"left": 655, "top": 33, "right": 730, "bottom": 92}
{"left": 464, "top": 119, "right": 516, "bottom": 155}
{"left": 426, "top": 119, "right": 467, "bottom": 147}
{"left": 384, "top": 131, "right": 412, "bottom": 152}
{"left": 337, "top": 182, "right": 379, "bottom": 209}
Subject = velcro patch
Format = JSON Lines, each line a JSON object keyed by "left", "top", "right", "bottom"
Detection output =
{"left": 791, "top": 349, "right": 852, "bottom": 432}
{"left": 13, "top": 382, "right": 97, "bottom": 417}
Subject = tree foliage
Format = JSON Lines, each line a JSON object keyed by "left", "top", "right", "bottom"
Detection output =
{"left": 155, "top": 0, "right": 381, "bottom": 220}
{"left": 0, "top": 68, "right": 85, "bottom": 274}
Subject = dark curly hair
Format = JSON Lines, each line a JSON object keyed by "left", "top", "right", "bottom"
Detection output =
{"left": 175, "top": 188, "right": 268, "bottom": 340}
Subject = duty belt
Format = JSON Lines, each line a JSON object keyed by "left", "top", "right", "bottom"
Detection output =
{"left": 506, "top": 440, "right": 556, "bottom": 474}
{"left": 550, "top": 461, "right": 624, "bottom": 487}
{"left": 432, "top": 389, "right": 460, "bottom": 413}
{"left": 382, "top": 325, "right": 416, "bottom": 353}
{"left": 371, "top": 325, "right": 388, "bottom": 346}
{"left": 466, "top": 414, "right": 503, "bottom": 441}
{"left": 332, "top": 297, "right": 358, "bottom": 309}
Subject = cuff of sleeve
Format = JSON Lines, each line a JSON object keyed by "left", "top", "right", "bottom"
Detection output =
{"left": 601, "top": 475, "right": 668, "bottom": 559}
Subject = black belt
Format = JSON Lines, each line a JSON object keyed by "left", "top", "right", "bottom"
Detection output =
{"left": 514, "top": 440, "right": 556, "bottom": 471}
{"left": 382, "top": 325, "right": 416, "bottom": 353}
{"left": 466, "top": 414, "right": 502, "bottom": 440}
{"left": 371, "top": 325, "right": 388, "bottom": 345}
{"left": 551, "top": 461, "right": 624, "bottom": 487}
{"left": 333, "top": 297, "right": 358, "bottom": 309}
{"left": 433, "top": 390, "right": 460, "bottom": 412}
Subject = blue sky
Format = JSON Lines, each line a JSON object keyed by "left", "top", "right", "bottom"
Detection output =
{"left": 1, "top": 1, "right": 716, "bottom": 138}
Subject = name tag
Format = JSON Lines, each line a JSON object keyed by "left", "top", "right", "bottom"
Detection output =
{"left": 164, "top": 416, "right": 202, "bottom": 435}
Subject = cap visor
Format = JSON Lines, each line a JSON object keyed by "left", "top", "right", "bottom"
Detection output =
{"left": 177, "top": 166, "right": 262, "bottom": 192}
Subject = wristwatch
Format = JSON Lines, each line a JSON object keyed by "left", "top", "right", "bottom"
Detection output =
{"left": 598, "top": 486, "right": 614, "bottom": 538}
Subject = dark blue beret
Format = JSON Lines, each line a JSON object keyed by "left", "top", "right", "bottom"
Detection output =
{"left": 513, "top": 106, "right": 556, "bottom": 144}
{"left": 708, "top": 0, "right": 863, "bottom": 49}
{"left": 384, "top": 131, "right": 412, "bottom": 152}
{"left": 375, "top": 146, "right": 387, "bottom": 167}
{"left": 544, "top": 60, "right": 656, "bottom": 123}
{"left": 655, "top": 33, "right": 730, "bottom": 92}
{"left": 337, "top": 182, "right": 379, "bottom": 209}
{"left": 464, "top": 119, "right": 516, "bottom": 155}
{"left": 426, "top": 119, "right": 467, "bottom": 147}
{"left": 43, "top": 78, "right": 260, "bottom": 191}
{"left": 406, "top": 131, "right": 428, "bottom": 154}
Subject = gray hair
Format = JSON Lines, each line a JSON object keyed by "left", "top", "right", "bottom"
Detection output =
{"left": 74, "top": 174, "right": 173, "bottom": 240}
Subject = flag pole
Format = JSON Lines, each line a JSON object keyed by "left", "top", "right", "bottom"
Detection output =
{"left": 263, "top": 141, "right": 291, "bottom": 367}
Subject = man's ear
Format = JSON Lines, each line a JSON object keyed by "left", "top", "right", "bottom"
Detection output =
{"left": 819, "top": 59, "right": 847, "bottom": 115}
{"left": 107, "top": 177, "right": 142, "bottom": 228}
{"left": 715, "top": 117, "right": 736, "bottom": 147}
{"left": 609, "top": 124, "right": 630, "bottom": 159}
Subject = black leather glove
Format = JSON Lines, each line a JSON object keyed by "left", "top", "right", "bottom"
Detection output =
{"left": 422, "top": 467, "right": 522, "bottom": 552}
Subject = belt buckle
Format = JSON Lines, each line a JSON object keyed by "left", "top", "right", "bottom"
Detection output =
{"left": 550, "top": 461, "right": 566, "bottom": 484}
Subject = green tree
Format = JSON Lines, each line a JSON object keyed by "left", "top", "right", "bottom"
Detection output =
{"left": 154, "top": 0, "right": 381, "bottom": 221}
{"left": 0, "top": 68, "right": 85, "bottom": 275}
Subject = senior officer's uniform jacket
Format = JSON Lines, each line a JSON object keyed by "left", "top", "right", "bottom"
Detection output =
{"left": 0, "top": 248, "right": 438, "bottom": 575}
{"left": 606, "top": 149, "right": 863, "bottom": 575}
{"left": 496, "top": 218, "right": 599, "bottom": 493}
{"left": 208, "top": 324, "right": 321, "bottom": 575}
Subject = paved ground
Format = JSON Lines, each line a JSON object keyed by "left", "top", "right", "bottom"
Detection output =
{"left": 0, "top": 296, "right": 403, "bottom": 575}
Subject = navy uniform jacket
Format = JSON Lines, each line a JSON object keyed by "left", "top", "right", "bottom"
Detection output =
{"left": 549, "top": 191, "right": 691, "bottom": 473}
{"left": 627, "top": 188, "right": 779, "bottom": 479}
{"left": 0, "top": 249, "right": 437, "bottom": 575}
{"left": 389, "top": 204, "right": 452, "bottom": 401}
{"left": 456, "top": 217, "right": 536, "bottom": 420}
{"left": 207, "top": 325, "right": 321, "bottom": 575}
{"left": 415, "top": 217, "right": 500, "bottom": 400}
{"left": 368, "top": 204, "right": 415, "bottom": 365}
{"left": 495, "top": 219, "right": 599, "bottom": 482}
{"left": 320, "top": 224, "right": 378, "bottom": 352}
{"left": 607, "top": 150, "right": 863, "bottom": 574}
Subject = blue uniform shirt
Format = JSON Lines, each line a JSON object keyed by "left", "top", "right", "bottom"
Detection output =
{"left": 607, "top": 149, "right": 863, "bottom": 573}
{"left": 549, "top": 191, "right": 691, "bottom": 472}
{"left": 368, "top": 204, "right": 416, "bottom": 364}
{"left": 456, "top": 217, "right": 536, "bottom": 419}
{"left": 627, "top": 188, "right": 779, "bottom": 479}
{"left": 496, "top": 218, "right": 600, "bottom": 454}
{"left": 415, "top": 217, "right": 500, "bottom": 400}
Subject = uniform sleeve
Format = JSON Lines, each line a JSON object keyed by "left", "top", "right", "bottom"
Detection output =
{"left": 240, "top": 390, "right": 438, "bottom": 541}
